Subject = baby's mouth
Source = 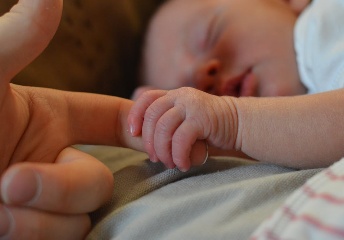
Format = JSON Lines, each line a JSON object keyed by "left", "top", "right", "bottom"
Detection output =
{"left": 221, "top": 69, "right": 257, "bottom": 97}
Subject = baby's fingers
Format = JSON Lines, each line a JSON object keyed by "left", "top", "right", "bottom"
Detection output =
{"left": 141, "top": 92, "right": 176, "bottom": 163}
{"left": 172, "top": 121, "right": 204, "bottom": 172}
{"left": 154, "top": 107, "right": 184, "bottom": 168}
{"left": 0, "top": 0, "right": 62, "bottom": 82}
{"left": 153, "top": 107, "right": 208, "bottom": 171}
{"left": 128, "top": 90, "right": 168, "bottom": 136}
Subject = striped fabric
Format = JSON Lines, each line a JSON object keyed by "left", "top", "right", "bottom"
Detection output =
{"left": 251, "top": 158, "right": 344, "bottom": 240}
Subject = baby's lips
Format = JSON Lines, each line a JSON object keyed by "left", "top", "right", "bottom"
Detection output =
{"left": 220, "top": 69, "right": 255, "bottom": 97}
{"left": 240, "top": 71, "right": 258, "bottom": 97}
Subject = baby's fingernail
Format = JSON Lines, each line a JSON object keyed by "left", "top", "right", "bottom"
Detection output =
{"left": 177, "top": 163, "right": 190, "bottom": 172}
{"left": 130, "top": 124, "right": 136, "bottom": 136}
{"left": 149, "top": 154, "right": 159, "bottom": 163}
{"left": 179, "top": 167, "right": 189, "bottom": 172}
{"left": 167, "top": 162, "right": 176, "bottom": 169}
{"left": 0, "top": 206, "right": 12, "bottom": 237}
{"left": 2, "top": 167, "right": 41, "bottom": 205}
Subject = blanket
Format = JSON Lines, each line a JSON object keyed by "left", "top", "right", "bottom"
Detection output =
{"left": 80, "top": 146, "right": 321, "bottom": 239}
{"left": 252, "top": 157, "right": 344, "bottom": 240}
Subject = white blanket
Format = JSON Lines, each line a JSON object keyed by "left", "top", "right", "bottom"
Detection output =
{"left": 252, "top": 157, "right": 344, "bottom": 240}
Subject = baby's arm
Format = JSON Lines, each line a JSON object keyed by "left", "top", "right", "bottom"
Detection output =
{"left": 233, "top": 88, "right": 344, "bottom": 169}
{"left": 129, "top": 87, "right": 344, "bottom": 170}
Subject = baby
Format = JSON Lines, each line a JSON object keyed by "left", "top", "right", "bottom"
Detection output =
{"left": 128, "top": 0, "right": 344, "bottom": 172}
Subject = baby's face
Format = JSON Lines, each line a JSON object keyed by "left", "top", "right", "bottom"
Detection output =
{"left": 141, "top": 0, "right": 307, "bottom": 97}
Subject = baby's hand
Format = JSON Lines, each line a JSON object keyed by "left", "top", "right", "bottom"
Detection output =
{"left": 128, "top": 87, "right": 239, "bottom": 171}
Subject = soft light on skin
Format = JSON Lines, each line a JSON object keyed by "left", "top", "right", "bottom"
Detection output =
{"left": 138, "top": 0, "right": 309, "bottom": 99}
{"left": 130, "top": 0, "right": 344, "bottom": 172}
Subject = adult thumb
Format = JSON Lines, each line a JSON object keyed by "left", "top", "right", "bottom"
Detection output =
{"left": 0, "top": 0, "right": 62, "bottom": 82}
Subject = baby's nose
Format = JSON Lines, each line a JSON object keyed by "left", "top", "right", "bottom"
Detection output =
{"left": 194, "top": 59, "right": 221, "bottom": 95}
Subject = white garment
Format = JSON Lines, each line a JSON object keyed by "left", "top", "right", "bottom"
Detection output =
{"left": 294, "top": 0, "right": 344, "bottom": 94}
{"left": 250, "top": 3, "right": 344, "bottom": 238}
{"left": 251, "top": 157, "right": 344, "bottom": 240}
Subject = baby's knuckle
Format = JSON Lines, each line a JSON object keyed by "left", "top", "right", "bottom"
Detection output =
{"left": 172, "top": 132, "right": 185, "bottom": 146}
{"left": 156, "top": 120, "right": 170, "bottom": 136}
{"left": 140, "top": 90, "right": 155, "bottom": 101}
{"left": 144, "top": 106, "right": 160, "bottom": 121}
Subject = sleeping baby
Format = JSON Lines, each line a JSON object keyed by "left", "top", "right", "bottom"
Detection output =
{"left": 128, "top": 0, "right": 344, "bottom": 172}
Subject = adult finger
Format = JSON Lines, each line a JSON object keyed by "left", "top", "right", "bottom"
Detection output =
{"left": 0, "top": 205, "right": 90, "bottom": 240}
{"left": 0, "top": 0, "right": 62, "bottom": 82}
{"left": 0, "top": 147, "right": 114, "bottom": 213}
{"left": 12, "top": 87, "right": 145, "bottom": 160}
{"left": 63, "top": 91, "right": 206, "bottom": 166}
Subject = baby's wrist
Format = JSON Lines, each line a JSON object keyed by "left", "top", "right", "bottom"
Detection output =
{"left": 217, "top": 96, "right": 241, "bottom": 150}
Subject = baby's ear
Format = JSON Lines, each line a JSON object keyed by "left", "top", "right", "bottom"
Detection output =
{"left": 131, "top": 86, "right": 158, "bottom": 100}
{"left": 284, "top": 0, "right": 311, "bottom": 15}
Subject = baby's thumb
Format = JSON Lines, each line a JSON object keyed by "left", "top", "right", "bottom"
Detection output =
{"left": 190, "top": 140, "right": 209, "bottom": 167}
{"left": 0, "top": 0, "right": 62, "bottom": 82}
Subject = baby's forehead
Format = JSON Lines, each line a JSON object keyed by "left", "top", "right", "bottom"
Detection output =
{"left": 146, "top": 0, "right": 216, "bottom": 56}
{"left": 157, "top": 0, "right": 206, "bottom": 17}
{"left": 152, "top": 0, "right": 211, "bottom": 29}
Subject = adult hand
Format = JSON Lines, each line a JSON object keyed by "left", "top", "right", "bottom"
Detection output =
{"left": 0, "top": 0, "right": 142, "bottom": 239}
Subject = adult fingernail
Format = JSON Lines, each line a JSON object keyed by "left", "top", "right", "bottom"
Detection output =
{"left": 0, "top": 206, "right": 12, "bottom": 237}
{"left": 2, "top": 167, "right": 41, "bottom": 205}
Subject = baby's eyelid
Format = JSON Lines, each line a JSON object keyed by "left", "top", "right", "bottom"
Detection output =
{"left": 204, "top": 16, "right": 216, "bottom": 49}
{"left": 205, "top": 13, "right": 221, "bottom": 50}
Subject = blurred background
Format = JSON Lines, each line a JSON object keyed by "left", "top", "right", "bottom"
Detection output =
{"left": 0, "top": 0, "right": 164, "bottom": 98}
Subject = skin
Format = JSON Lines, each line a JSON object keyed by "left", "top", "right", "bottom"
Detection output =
{"left": 129, "top": 87, "right": 344, "bottom": 172}
{"left": 134, "top": 0, "right": 308, "bottom": 99}
{"left": 0, "top": 0, "right": 173, "bottom": 239}
{"left": 0, "top": 0, "right": 134, "bottom": 239}
{"left": 0, "top": 3, "right": 207, "bottom": 237}
{"left": 128, "top": 0, "right": 344, "bottom": 171}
